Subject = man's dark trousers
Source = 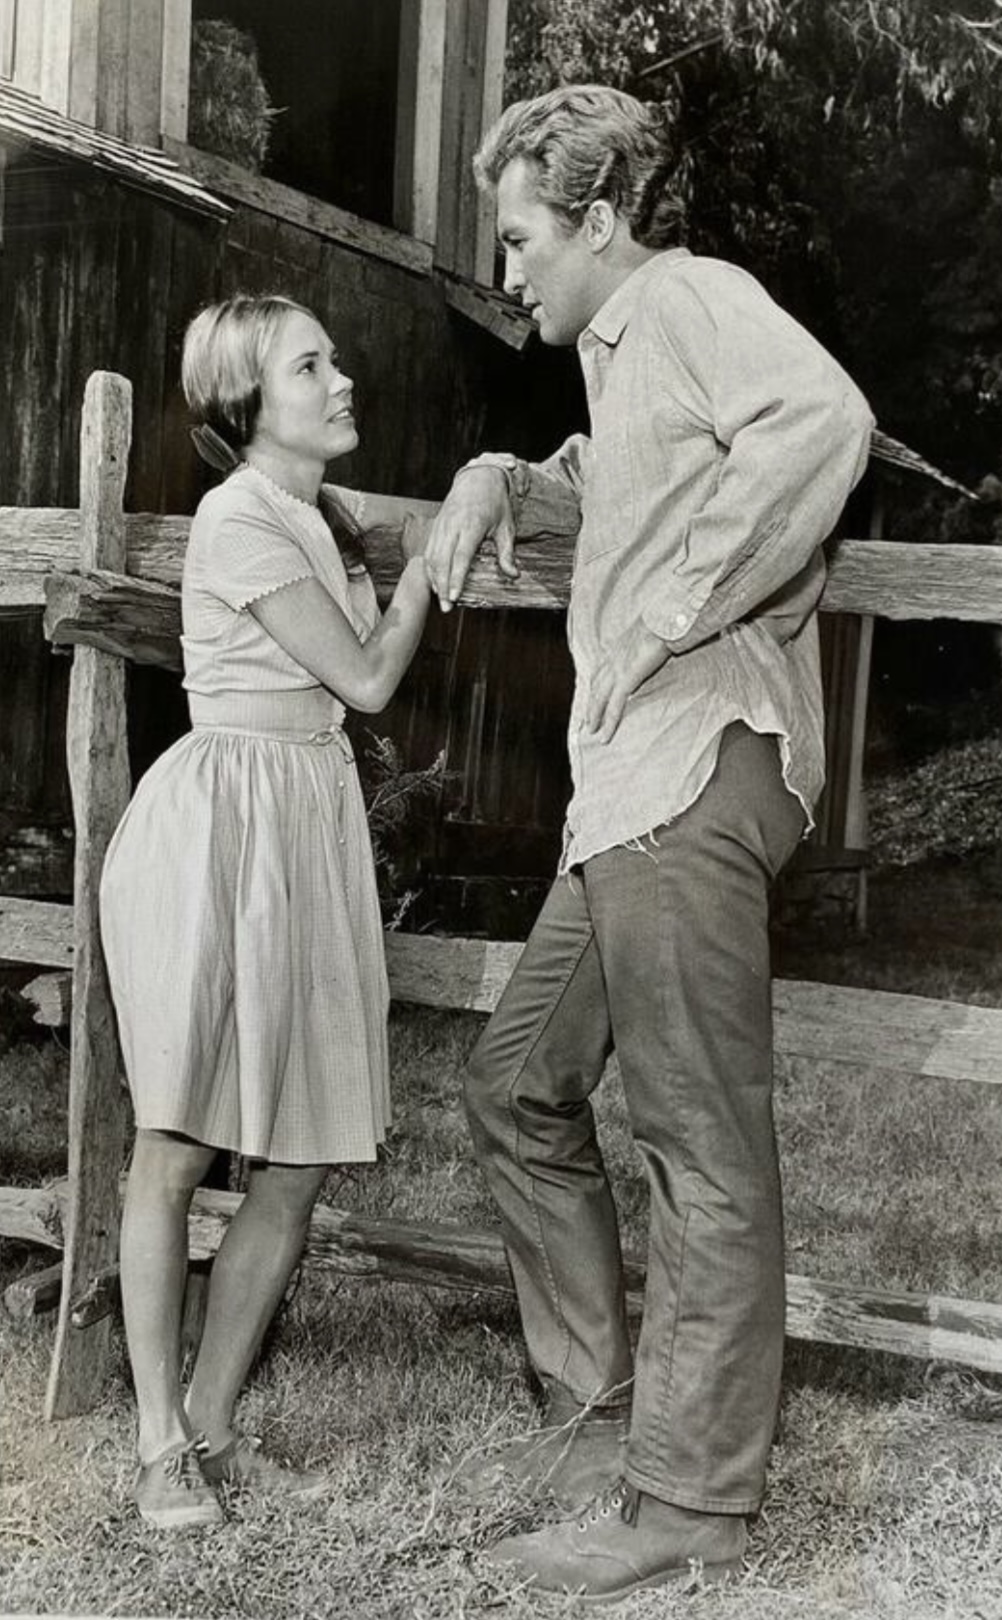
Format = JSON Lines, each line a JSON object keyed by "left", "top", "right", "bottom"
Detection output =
{"left": 464, "top": 723, "right": 806, "bottom": 1514}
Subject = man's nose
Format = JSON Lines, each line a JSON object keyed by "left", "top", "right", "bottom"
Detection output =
{"left": 503, "top": 253, "right": 523, "bottom": 297}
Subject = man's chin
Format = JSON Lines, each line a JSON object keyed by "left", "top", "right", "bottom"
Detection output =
{"left": 535, "top": 317, "right": 574, "bottom": 347}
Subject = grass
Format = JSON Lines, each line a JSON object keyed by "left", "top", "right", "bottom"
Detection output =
{"left": 5, "top": 849, "right": 1002, "bottom": 1617}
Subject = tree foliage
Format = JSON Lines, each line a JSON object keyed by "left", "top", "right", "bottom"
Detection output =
{"left": 505, "top": 1, "right": 1002, "bottom": 517}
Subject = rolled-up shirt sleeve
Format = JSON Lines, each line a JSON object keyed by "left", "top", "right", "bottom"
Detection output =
{"left": 640, "top": 265, "right": 874, "bottom": 652}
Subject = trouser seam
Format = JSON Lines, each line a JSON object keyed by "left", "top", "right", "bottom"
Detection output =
{"left": 647, "top": 1202, "right": 690, "bottom": 1467}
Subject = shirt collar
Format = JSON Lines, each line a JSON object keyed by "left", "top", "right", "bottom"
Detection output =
{"left": 583, "top": 247, "right": 691, "bottom": 348}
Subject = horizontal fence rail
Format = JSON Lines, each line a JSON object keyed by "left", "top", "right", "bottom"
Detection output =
{"left": 7, "top": 899, "right": 1002, "bottom": 1091}
{"left": 6, "top": 1178, "right": 1002, "bottom": 1375}
{"left": 5, "top": 504, "right": 1002, "bottom": 625}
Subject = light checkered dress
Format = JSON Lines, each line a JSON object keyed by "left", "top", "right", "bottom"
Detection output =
{"left": 100, "top": 467, "right": 390, "bottom": 1164}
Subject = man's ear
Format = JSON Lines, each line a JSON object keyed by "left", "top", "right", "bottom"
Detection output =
{"left": 583, "top": 199, "right": 617, "bottom": 253}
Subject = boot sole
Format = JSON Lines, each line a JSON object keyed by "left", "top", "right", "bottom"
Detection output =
{"left": 578, "top": 1555, "right": 744, "bottom": 1606}
{"left": 136, "top": 1501, "right": 224, "bottom": 1529}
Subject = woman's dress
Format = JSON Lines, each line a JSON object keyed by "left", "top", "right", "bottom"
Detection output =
{"left": 100, "top": 465, "right": 390, "bottom": 1164}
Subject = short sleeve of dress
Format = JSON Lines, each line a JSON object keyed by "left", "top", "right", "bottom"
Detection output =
{"left": 200, "top": 496, "right": 314, "bottom": 612}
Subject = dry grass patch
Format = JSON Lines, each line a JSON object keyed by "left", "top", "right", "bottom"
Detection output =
{"left": 4, "top": 1288, "right": 1002, "bottom": 1618}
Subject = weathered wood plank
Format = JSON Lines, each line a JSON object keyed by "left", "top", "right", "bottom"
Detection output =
{"left": 822, "top": 540, "right": 1002, "bottom": 622}
{"left": 165, "top": 140, "right": 433, "bottom": 278}
{"left": 4, "top": 506, "right": 1002, "bottom": 623}
{"left": 45, "top": 373, "right": 132, "bottom": 1421}
{"left": 4, "top": 1261, "right": 65, "bottom": 1321}
{"left": 0, "top": 570, "right": 47, "bottom": 606}
{"left": 21, "top": 969, "right": 72, "bottom": 1027}
{"left": 93, "top": 0, "right": 130, "bottom": 141}
{"left": 160, "top": 0, "right": 191, "bottom": 142}
{"left": 475, "top": 0, "right": 509, "bottom": 285}
{"left": 44, "top": 568, "right": 182, "bottom": 670}
{"left": 0, "top": 506, "right": 82, "bottom": 567}
{"left": 385, "top": 931, "right": 522, "bottom": 1013}
{"left": 38, "top": 0, "right": 74, "bottom": 115}
{"left": 443, "top": 278, "right": 532, "bottom": 350}
{"left": 384, "top": 934, "right": 1002, "bottom": 1088}
{"left": 0, "top": 897, "right": 74, "bottom": 968}
{"left": 10, "top": 0, "right": 43, "bottom": 95}
{"left": 6, "top": 1182, "right": 1002, "bottom": 1375}
{"left": 771, "top": 980, "right": 1002, "bottom": 1087}
{"left": 66, "top": 0, "right": 100, "bottom": 128}
{"left": 14, "top": 932, "right": 1002, "bottom": 1090}
{"left": 123, "top": 0, "right": 166, "bottom": 148}
{"left": 0, "top": 0, "right": 15, "bottom": 81}
{"left": 393, "top": 0, "right": 447, "bottom": 245}
{"left": 783, "top": 1273, "right": 1002, "bottom": 1367}
{"left": 435, "top": 0, "right": 488, "bottom": 277}
{"left": 0, "top": 1183, "right": 66, "bottom": 1249}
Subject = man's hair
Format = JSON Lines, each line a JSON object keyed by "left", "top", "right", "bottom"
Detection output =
{"left": 181, "top": 293, "right": 315, "bottom": 451}
{"left": 473, "top": 84, "right": 685, "bottom": 248}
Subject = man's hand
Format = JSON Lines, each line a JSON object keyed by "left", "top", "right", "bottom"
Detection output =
{"left": 424, "top": 467, "right": 519, "bottom": 612}
{"left": 586, "top": 619, "right": 672, "bottom": 744}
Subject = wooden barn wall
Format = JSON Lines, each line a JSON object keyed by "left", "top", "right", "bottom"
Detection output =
{"left": 0, "top": 153, "right": 577, "bottom": 927}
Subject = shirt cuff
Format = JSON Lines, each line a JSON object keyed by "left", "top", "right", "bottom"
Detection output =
{"left": 455, "top": 453, "right": 530, "bottom": 519}
{"left": 641, "top": 582, "right": 707, "bottom": 645}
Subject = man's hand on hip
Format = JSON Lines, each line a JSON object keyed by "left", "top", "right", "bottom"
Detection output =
{"left": 425, "top": 467, "right": 518, "bottom": 612}
{"left": 586, "top": 620, "right": 672, "bottom": 744}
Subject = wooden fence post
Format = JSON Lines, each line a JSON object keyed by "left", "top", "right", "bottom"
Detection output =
{"left": 44, "top": 373, "right": 132, "bottom": 1419}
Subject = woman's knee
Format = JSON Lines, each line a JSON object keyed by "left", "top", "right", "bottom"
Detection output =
{"left": 128, "top": 1130, "right": 217, "bottom": 1200}
{"left": 244, "top": 1162, "right": 327, "bottom": 1226}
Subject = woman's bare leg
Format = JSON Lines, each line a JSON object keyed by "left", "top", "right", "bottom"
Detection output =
{"left": 120, "top": 1129, "right": 218, "bottom": 1464}
{"left": 184, "top": 1160, "right": 328, "bottom": 1452}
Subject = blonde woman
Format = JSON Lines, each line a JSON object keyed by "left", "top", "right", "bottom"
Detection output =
{"left": 101, "top": 294, "right": 430, "bottom": 1528}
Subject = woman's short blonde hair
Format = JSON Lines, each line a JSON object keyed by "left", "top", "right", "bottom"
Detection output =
{"left": 181, "top": 293, "right": 314, "bottom": 452}
{"left": 474, "top": 84, "right": 685, "bottom": 249}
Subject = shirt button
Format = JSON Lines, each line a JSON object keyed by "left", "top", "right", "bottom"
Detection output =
{"left": 673, "top": 612, "right": 689, "bottom": 631}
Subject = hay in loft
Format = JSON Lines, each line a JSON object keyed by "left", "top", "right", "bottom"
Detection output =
{"left": 188, "top": 19, "right": 278, "bottom": 173}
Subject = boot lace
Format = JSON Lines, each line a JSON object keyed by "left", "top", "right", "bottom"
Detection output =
{"left": 161, "top": 1435, "right": 209, "bottom": 1493}
{"left": 576, "top": 1478, "right": 640, "bottom": 1532}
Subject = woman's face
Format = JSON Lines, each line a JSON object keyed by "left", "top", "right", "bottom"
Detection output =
{"left": 251, "top": 310, "right": 358, "bottom": 467}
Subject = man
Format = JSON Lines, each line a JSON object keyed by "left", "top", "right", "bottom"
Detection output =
{"left": 425, "top": 84, "right": 873, "bottom": 1603}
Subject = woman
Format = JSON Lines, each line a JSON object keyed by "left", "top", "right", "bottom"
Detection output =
{"left": 101, "top": 294, "right": 431, "bottom": 1528}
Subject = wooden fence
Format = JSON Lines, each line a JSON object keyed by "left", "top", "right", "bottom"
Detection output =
{"left": 5, "top": 370, "right": 1002, "bottom": 1418}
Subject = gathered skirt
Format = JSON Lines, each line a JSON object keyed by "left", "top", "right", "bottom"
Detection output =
{"left": 100, "top": 724, "right": 390, "bottom": 1164}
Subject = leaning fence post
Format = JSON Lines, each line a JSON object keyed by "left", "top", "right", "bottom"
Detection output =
{"left": 45, "top": 372, "right": 132, "bottom": 1420}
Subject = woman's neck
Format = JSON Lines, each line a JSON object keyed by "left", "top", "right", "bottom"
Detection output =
{"left": 243, "top": 445, "right": 324, "bottom": 505}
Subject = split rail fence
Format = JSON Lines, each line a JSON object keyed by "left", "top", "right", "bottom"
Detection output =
{"left": 4, "top": 371, "right": 1002, "bottom": 1418}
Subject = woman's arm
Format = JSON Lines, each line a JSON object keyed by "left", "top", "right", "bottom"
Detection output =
{"left": 250, "top": 556, "right": 431, "bottom": 714}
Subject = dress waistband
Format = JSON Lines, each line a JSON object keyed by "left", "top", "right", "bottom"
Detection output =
{"left": 191, "top": 721, "right": 355, "bottom": 759}
{"left": 187, "top": 688, "right": 352, "bottom": 754}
